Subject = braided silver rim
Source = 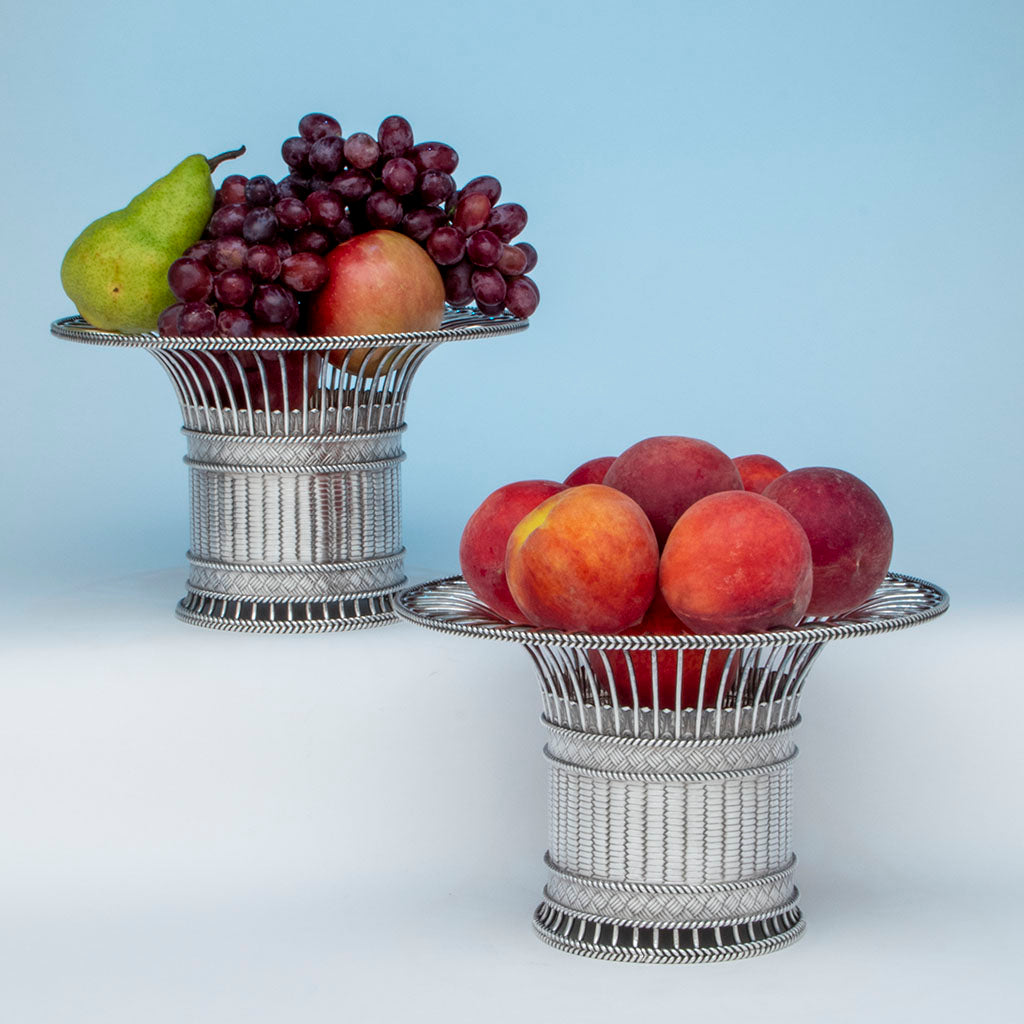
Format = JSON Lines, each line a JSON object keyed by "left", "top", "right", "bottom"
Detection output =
{"left": 50, "top": 306, "right": 527, "bottom": 350}
{"left": 395, "top": 572, "right": 948, "bottom": 649}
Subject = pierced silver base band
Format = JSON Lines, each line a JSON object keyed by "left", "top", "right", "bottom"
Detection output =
{"left": 533, "top": 899, "right": 805, "bottom": 963}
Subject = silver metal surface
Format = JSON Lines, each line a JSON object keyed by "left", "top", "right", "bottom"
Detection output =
{"left": 52, "top": 309, "right": 527, "bottom": 632}
{"left": 395, "top": 573, "right": 948, "bottom": 963}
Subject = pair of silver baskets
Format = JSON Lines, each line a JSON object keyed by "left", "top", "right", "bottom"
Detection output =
{"left": 52, "top": 314, "right": 949, "bottom": 963}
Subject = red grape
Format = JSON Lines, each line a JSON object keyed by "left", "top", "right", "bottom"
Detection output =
{"left": 292, "top": 227, "right": 333, "bottom": 255}
{"left": 366, "top": 191, "right": 404, "bottom": 228}
{"left": 475, "top": 299, "right": 506, "bottom": 316}
{"left": 183, "top": 240, "right": 214, "bottom": 263}
{"left": 179, "top": 302, "right": 218, "bottom": 335}
{"left": 514, "top": 242, "right": 538, "bottom": 273}
{"left": 217, "top": 308, "right": 255, "bottom": 336}
{"left": 306, "top": 190, "right": 344, "bottom": 228}
{"left": 378, "top": 115, "right": 413, "bottom": 158}
{"left": 275, "top": 197, "right": 310, "bottom": 229}
{"left": 333, "top": 218, "right": 355, "bottom": 244}
{"left": 281, "top": 137, "right": 311, "bottom": 170}
{"left": 158, "top": 303, "right": 184, "bottom": 336}
{"left": 209, "top": 236, "right": 248, "bottom": 272}
{"left": 252, "top": 284, "right": 299, "bottom": 325}
{"left": 209, "top": 203, "right": 249, "bottom": 238}
{"left": 410, "top": 141, "right": 459, "bottom": 174}
{"left": 454, "top": 193, "right": 491, "bottom": 234}
{"left": 471, "top": 267, "right": 506, "bottom": 306}
{"left": 505, "top": 275, "right": 539, "bottom": 318}
{"left": 213, "top": 269, "right": 254, "bottom": 308}
{"left": 299, "top": 113, "right": 342, "bottom": 141}
{"left": 331, "top": 169, "right": 374, "bottom": 201}
{"left": 418, "top": 170, "right": 455, "bottom": 206}
{"left": 246, "top": 244, "right": 281, "bottom": 282}
{"left": 487, "top": 203, "right": 527, "bottom": 242}
{"left": 443, "top": 261, "right": 474, "bottom": 306}
{"left": 242, "top": 207, "right": 279, "bottom": 244}
{"left": 496, "top": 243, "right": 528, "bottom": 276}
{"left": 168, "top": 257, "right": 213, "bottom": 302}
{"left": 276, "top": 175, "right": 309, "bottom": 200}
{"left": 218, "top": 175, "right": 248, "bottom": 205}
{"left": 309, "top": 135, "right": 345, "bottom": 176}
{"left": 427, "top": 225, "right": 466, "bottom": 265}
{"left": 382, "top": 157, "right": 417, "bottom": 196}
{"left": 280, "top": 252, "right": 330, "bottom": 292}
{"left": 245, "top": 176, "right": 278, "bottom": 207}
{"left": 460, "top": 175, "right": 502, "bottom": 205}
{"left": 344, "top": 132, "right": 380, "bottom": 169}
{"left": 466, "top": 229, "right": 502, "bottom": 268}
{"left": 401, "top": 207, "right": 447, "bottom": 242}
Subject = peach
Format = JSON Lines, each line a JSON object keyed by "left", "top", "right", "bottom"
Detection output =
{"left": 459, "top": 479, "right": 567, "bottom": 622}
{"left": 603, "top": 436, "right": 743, "bottom": 546}
{"left": 564, "top": 456, "right": 615, "bottom": 487}
{"left": 505, "top": 484, "right": 659, "bottom": 633}
{"left": 762, "top": 467, "right": 893, "bottom": 616}
{"left": 660, "top": 490, "right": 813, "bottom": 634}
{"left": 587, "top": 593, "right": 739, "bottom": 709}
{"left": 733, "top": 453, "right": 787, "bottom": 494}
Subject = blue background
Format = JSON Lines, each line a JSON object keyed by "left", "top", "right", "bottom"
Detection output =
{"left": 2, "top": 0, "right": 1021, "bottom": 606}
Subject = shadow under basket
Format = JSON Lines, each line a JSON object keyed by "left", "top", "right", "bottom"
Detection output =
{"left": 52, "top": 309, "right": 527, "bottom": 632}
{"left": 395, "top": 573, "right": 949, "bottom": 963}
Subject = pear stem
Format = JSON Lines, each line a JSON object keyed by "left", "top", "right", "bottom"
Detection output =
{"left": 206, "top": 146, "right": 246, "bottom": 173}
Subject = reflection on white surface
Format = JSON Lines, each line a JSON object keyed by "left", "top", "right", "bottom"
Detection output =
{"left": 0, "top": 571, "right": 1021, "bottom": 1020}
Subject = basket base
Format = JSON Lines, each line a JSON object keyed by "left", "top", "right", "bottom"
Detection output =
{"left": 532, "top": 898, "right": 805, "bottom": 964}
{"left": 175, "top": 588, "right": 400, "bottom": 633}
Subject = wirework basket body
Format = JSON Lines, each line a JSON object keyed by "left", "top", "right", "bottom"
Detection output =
{"left": 52, "top": 310, "right": 526, "bottom": 632}
{"left": 395, "top": 573, "right": 948, "bottom": 963}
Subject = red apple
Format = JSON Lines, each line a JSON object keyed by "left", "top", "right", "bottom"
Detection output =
{"left": 307, "top": 229, "right": 445, "bottom": 373}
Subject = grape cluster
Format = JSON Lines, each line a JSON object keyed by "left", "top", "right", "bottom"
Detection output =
{"left": 158, "top": 169, "right": 337, "bottom": 337}
{"left": 159, "top": 112, "right": 538, "bottom": 337}
{"left": 277, "top": 113, "right": 539, "bottom": 319}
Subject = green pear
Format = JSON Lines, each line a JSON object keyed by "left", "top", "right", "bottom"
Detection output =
{"left": 60, "top": 146, "right": 245, "bottom": 333}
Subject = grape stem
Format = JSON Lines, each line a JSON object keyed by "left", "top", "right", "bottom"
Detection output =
{"left": 206, "top": 146, "right": 246, "bottom": 172}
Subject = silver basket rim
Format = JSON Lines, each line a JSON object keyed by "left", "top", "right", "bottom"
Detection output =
{"left": 50, "top": 305, "right": 528, "bottom": 351}
{"left": 394, "top": 572, "right": 949, "bottom": 650}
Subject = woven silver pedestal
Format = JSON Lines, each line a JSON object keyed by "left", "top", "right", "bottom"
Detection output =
{"left": 395, "top": 573, "right": 948, "bottom": 963}
{"left": 52, "top": 310, "right": 526, "bottom": 632}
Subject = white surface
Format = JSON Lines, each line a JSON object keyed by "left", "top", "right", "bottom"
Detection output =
{"left": 1, "top": 569, "right": 1021, "bottom": 1022}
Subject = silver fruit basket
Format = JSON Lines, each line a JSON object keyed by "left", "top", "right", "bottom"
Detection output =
{"left": 395, "top": 573, "right": 948, "bottom": 963}
{"left": 52, "top": 309, "right": 527, "bottom": 632}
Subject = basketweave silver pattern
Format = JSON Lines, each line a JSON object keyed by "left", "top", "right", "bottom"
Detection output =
{"left": 395, "top": 573, "right": 948, "bottom": 963}
{"left": 52, "top": 310, "right": 527, "bottom": 632}
{"left": 543, "top": 854, "right": 797, "bottom": 923}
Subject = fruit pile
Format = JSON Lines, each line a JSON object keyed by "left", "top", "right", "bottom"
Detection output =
{"left": 158, "top": 113, "right": 539, "bottom": 336}
{"left": 459, "top": 435, "right": 894, "bottom": 647}
{"left": 60, "top": 113, "right": 539, "bottom": 340}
